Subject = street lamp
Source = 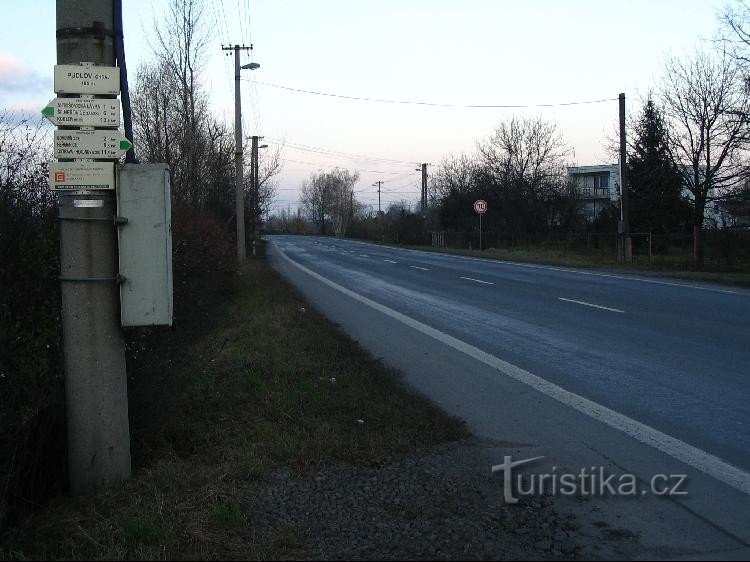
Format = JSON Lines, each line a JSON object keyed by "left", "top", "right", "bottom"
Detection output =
{"left": 228, "top": 48, "right": 261, "bottom": 265}
{"left": 250, "top": 140, "right": 269, "bottom": 256}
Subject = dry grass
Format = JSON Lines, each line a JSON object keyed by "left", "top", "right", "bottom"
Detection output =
{"left": 384, "top": 243, "right": 750, "bottom": 288}
{"left": 0, "top": 243, "right": 466, "bottom": 560}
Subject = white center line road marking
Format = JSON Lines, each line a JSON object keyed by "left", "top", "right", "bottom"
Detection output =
{"left": 274, "top": 243, "right": 750, "bottom": 496}
{"left": 359, "top": 254, "right": 369, "bottom": 258}
{"left": 342, "top": 239, "right": 743, "bottom": 296}
{"left": 558, "top": 297, "right": 625, "bottom": 314}
{"left": 410, "top": 266, "right": 430, "bottom": 271}
{"left": 460, "top": 276, "right": 495, "bottom": 285}
{"left": 384, "top": 259, "right": 398, "bottom": 263}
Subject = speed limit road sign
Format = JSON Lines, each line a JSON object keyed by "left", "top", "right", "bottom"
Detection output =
{"left": 474, "top": 199, "right": 487, "bottom": 214}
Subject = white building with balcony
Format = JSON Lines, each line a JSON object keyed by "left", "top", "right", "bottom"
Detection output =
{"left": 567, "top": 164, "right": 620, "bottom": 221}
{"left": 568, "top": 163, "right": 746, "bottom": 228}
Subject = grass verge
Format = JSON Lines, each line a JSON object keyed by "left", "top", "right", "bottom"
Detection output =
{"left": 0, "top": 242, "right": 466, "bottom": 560}
{"left": 374, "top": 242, "right": 750, "bottom": 288}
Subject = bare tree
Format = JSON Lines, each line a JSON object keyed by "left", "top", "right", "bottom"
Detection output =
{"left": 248, "top": 144, "right": 283, "bottom": 227}
{"left": 300, "top": 172, "right": 331, "bottom": 235}
{"left": 477, "top": 116, "right": 570, "bottom": 199}
{"left": 477, "top": 116, "right": 572, "bottom": 235}
{"left": 430, "top": 153, "right": 478, "bottom": 201}
{"left": 659, "top": 49, "right": 750, "bottom": 266}
{"left": 330, "top": 169, "right": 359, "bottom": 237}
{"left": 300, "top": 169, "right": 359, "bottom": 235}
{"left": 0, "top": 112, "right": 51, "bottom": 210}
{"left": 132, "top": 0, "right": 284, "bottom": 225}
{"left": 720, "top": 1, "right": 750, "bottom": 69}
{"left": 152, "top": 0, "right": 209, "bottom": 139}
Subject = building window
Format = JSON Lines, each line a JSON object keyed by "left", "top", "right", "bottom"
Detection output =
{"left": 594, "top": 174, "right": 609, "bottom": 189}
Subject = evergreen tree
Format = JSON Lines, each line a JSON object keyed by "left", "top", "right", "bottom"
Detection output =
{"left": 628, "top": 99, "right": 692, "bottom": 234}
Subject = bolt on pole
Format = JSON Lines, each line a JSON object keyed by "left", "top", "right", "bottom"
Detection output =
{"left": 56, "top": 0, "right": 131, "bottom": 493}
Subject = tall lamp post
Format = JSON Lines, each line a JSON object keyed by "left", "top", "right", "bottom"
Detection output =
{"left": 251, "top": 140, "right": 268, "bottom": 256}
{"left": 227, "top": 49, "right": 260, "bottom": 265}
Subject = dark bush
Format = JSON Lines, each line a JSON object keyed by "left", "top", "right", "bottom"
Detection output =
{"left": 0, "top": 116, "right": 65, "bottom": 530}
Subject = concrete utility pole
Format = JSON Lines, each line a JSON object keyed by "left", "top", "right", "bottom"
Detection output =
{"left": 619, "top": 93, "right": 632, "bottom": 263}
{"left": 56, "top": 0, "right": 131, "bottom": 493}
{"left": 223, "top": 44, "right": 252, "bottom": 265}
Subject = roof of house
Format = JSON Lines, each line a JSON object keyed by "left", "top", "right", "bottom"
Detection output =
{"left": 567, "top": 164, "right": 619, "bottom": 175}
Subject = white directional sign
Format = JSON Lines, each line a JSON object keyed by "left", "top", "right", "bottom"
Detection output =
{"left": 474, "top": 199, "right": 488, "bottom": 214}
{"left": 54, "top": 64, "right": 120, "bottom": 95}
{"left": 49, "top": 162, "right": 115, "bottom": 190}
{"left": 54, "top": 130, "right": 132, "bottom": 159}
{"left": 42, "top": 98, "right": 120, "bottom": 127}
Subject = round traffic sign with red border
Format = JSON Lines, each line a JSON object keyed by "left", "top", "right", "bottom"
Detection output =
{"left": 474, "top": 199, "right": 488, "bottom": 214}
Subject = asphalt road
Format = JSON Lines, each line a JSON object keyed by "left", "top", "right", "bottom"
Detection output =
{"left": 267, "top": 235, "right": 750, "bottom": 559}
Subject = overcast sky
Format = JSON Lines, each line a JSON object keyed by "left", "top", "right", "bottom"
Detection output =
{"left": 0, "top": 0, "right": 731, "bottom": 212}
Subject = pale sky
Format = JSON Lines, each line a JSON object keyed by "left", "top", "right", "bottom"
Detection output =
{"left": 0, "top": 0, "right": 730, "bottom": 213}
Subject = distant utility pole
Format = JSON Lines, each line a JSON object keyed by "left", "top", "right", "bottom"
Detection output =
{"left": 416, "top": 163, "right": 429, "bottom": 215}
{"left": 618, "top": 92, "right": 631, "bottom": 263}
{"left": 250, "top": 134, "right": 264, "bottom": 256}
{"left": 251, "top": 134, "right": 258, "bottom": 255}
{"left": 373, "top": 180, "right": 383, "bottom": 214}
{"left": 56, "top": 0, "right": 131, "bottom": 493}
{"left": 222, "top": 44, "right": 253, "bottom": 265}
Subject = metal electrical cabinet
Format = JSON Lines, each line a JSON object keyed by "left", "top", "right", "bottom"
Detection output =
{"left": 117, "top": 164, "right": 173, "bottom": 327}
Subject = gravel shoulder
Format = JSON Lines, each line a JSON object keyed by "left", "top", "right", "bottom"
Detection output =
{"left": 246, "top": 440, "right": 581, "bottom": 561}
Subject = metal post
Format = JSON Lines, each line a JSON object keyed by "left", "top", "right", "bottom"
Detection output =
{"left": 479, "top": 212, "right": 483, "bottom": 251}
{"left": 648, "top": 231, "right": 653, "bottom": 264}
{"left": 56, "top": 0, "right": 131, "bottom": 493}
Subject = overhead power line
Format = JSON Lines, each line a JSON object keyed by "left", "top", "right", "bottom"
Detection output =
{"left": 283, "top": 157, "right": 415, "bottom": 175}
{"left": 250, "top": 80, "right": 618, "bottom": 109}
{"left": 269, "top": 138, "right": 416, "bottom": 166}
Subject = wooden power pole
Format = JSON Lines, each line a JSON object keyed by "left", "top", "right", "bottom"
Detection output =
{"left": 251, "top": 134, "right": 259, "bottom": 256}
{"left": 619, "top": 92, "right": 632, "bottom": 263}
{"left": 373, "top": 180, "right": 383, "bottom": 214}
{"left": 420, "top": 163, "right": 428, "bottom": 215}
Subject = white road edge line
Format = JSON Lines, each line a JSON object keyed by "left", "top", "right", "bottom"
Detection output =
{"left": 384, "top": 259, "right": 398, "bottom": 263}
{"left": 410, "top": 266, "right": 430, "bottom": 271}
{"left": 274, "top": 243, "right": 750, "bottom": 496}
{"left": 558, "top": 297, "right": 624, "bottom": 314}
{"left": 460, "top": 276, "right": 495, "bottom": 285}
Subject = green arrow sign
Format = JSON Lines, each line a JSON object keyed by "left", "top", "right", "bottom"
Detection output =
{"left": 54, "top": 130, "right": 133, "bottom": 159}
{"left": 41, "top": 98, "right": 120, "bottom": 127}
